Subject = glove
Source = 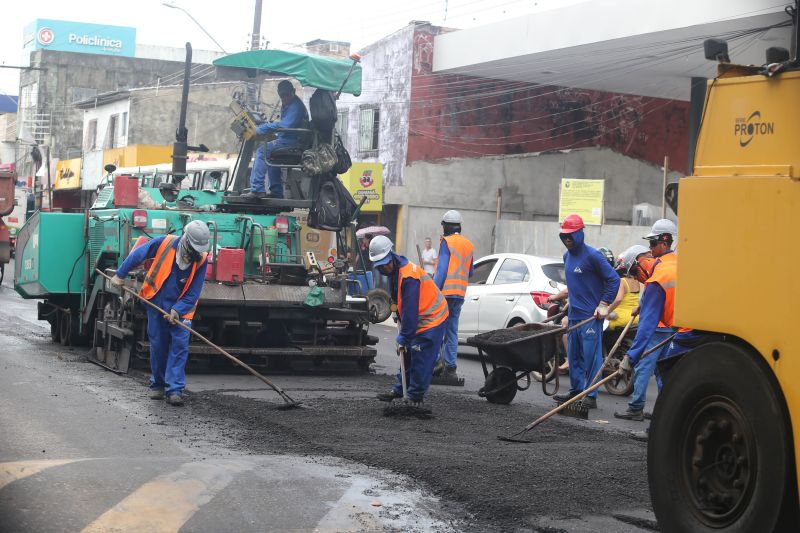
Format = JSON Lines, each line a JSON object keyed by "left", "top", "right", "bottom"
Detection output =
{"left": 618, "top": 355, "right": 633, "bottom": 376}
{"left": 594, "top": 302, "right": 610, "bottom": 319}
{"left": 110, "top": 275, "right": 124, "bottom": 287}
{"left": 164, "top": 309, "right": 180, "bottom": 324}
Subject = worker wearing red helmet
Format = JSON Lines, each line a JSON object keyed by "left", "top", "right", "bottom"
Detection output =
{"left": 553, "top": 214, "right": 620, "bottom": 409}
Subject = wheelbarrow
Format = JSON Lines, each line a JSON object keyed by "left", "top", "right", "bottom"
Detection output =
{"left": 467, "top": 319, "right": 588, "bottom": 405}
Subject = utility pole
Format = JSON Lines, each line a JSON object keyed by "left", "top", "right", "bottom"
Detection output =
{"left": 251, "top": 0, "right": 263, "bottom": 50}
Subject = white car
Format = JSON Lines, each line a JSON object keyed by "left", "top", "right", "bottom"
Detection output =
{"left": 457, "top": 253, "right": 565, "bottom": 343}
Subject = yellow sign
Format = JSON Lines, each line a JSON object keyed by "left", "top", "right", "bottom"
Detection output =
{"left": 54, "top": 158, "right": 82, "bottom": 190}
{"left": 339, "top": 162, "right": 383, "bottom": 212}
{"left": 558, "top": 178, "right": 604, "bottom": 226}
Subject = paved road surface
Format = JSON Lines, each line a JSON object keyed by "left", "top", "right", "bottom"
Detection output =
{"left": 0, "top": 265, "right": 660, "bottom": 532}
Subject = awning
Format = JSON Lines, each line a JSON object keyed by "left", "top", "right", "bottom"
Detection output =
{"left": 213, "top": 49, "right": 362, "bottom": 96}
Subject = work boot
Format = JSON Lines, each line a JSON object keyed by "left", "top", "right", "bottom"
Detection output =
{"left": 630, "top": 429, "right": 649, "bottom": 442}
{"left": 443, "top": 366, "right": 459, "bottom": 380}
{"left": 615, "top": 408, "right": 645, "bottom": 421}
{"left": 148, "top": 389, "right": 165, "bottom": 400}
{"left": 580, "top": 396, "right": 597, "bottom": 409}
{"left": 376, "top": 390, "right": 403, "bottom": 402}
{"left": 406, "top": 398, "right": 425, "bottom": 407}
{"left": 644, "top": 411, "right": 653, "bottom": 420}
{"left": 553, "top": 391, "right": 579, "bottom": 404}
{"left": 241, "top": 191, "right": 266, "bottom": 199}
{"left": 166, "top": 394, "right": 185, "bottom": 406}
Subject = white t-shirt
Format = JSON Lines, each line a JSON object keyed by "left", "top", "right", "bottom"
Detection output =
{"left": 421, "top": 247, "right": 438, "bottom": 275}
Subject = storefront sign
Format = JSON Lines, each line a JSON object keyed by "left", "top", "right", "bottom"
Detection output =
{"left": 24, "top": 19, "right": 136, "bottom": 57}
{"left": 339, "top": 162, "right": 383, "bottom": 213}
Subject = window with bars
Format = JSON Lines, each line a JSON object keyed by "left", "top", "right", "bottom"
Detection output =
{"left": 335, "top": 110, "right": 348, "bottom": 146}
{"left": 358, "top": 107, "right": 380, "bottom": 154}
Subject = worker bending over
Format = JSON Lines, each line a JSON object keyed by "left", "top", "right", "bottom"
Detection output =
{"left": 111, "top": 221, "right": 210, "bottom": 406}
{"left": 371, "top": 236, "right": 449, "bottom": 406}
{"left": 433, "top": 210, "right": 474, "bottom": 383}
{"left": 615, "top": 219, "right": 678, "bottom": 421}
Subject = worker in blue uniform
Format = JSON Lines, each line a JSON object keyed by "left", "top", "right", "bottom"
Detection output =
{"left": 615, "top": 219, "right": 678, "bottom": 421}
{"left": 433, "top": 209, "right": 474, "bottom": 382}
{"left": 371, "top": 236, "right": 449, "bottom": 406}
{"left": 110, "top": 221, "right": 210, "bottom": 406}
{"left": 552, "top": 214, "right": 620, "bottom": 409}
{"left": 243, "top": 80, "right": 309, "bottom": 199}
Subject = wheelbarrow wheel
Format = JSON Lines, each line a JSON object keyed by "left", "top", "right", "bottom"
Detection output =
{"left": 603, "top": 353, "right": 634, "bottom": 396}
{"left": 483, "top": 367, "right": 517, "bottom": 404}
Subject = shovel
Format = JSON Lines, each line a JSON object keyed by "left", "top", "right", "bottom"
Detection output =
{"left": 499, "top": 331, "right": 676, "bottom": 442}
{"left": 96, "top": 269, "right": 301, "bottom": 410}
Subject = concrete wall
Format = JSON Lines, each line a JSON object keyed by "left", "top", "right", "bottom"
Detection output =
{"left": 494, "top": 220, "right": 655, "bottom": 259}
{"left": 127, "top": 80, "right": 280, "bottom": 153}
{"left": 391, "top": 146, "right": 679, "bottom": 257}
{"left": 337, "top": 24, "right": 414, "bottom": 187}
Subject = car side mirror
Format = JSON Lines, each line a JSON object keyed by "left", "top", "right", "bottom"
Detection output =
{"left": 549, "top": 280, "right": 558, "bottom": 289}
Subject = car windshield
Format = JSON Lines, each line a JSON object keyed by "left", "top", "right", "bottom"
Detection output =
{"left": 541, "top": 263, "right": 566, "bottom": 284}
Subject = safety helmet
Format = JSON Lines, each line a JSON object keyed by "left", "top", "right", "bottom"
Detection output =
{"left": 644, "top": 219, "right": 677, "bottom": 241}
{"left": 183, "top": 220, "right": 210, "bottom": 253}
{"left": 560, "top": 214, "right": 584, "bottom": 234}
{"left": 598, "top": 247, "right": 615, "bottom": 268}
{"left": 442, "top": 210, "right": 463, "bottom": 224}
{"left": 620, "top": 245, "right": 649, "bottom": 275}
{"left": 369, "top": 235, "right": 394, "bottom": 265}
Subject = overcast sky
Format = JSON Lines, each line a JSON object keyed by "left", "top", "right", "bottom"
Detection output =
{"left": 0, "top": 0, "right": 588, "bottom": 95}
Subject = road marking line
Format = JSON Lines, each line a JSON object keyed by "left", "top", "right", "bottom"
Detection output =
{"left": 0, "top": 459, "right": 83, "bottom": 490}
{"left": 81, "top": 460, "right": 254, "bottom": 533}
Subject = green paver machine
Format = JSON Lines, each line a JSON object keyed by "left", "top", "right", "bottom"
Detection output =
{"left": 13, "top": 43, "right": 383, "bottom": 373}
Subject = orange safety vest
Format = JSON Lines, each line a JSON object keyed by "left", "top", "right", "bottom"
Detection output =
{"left": 441, "top": 234, "right": 474, "bottom": 298}
{"left": 647, "top": 252, "right": 677, "bottom": 328}
{"left": 139, "top": 236, "right": 207, "bottom": 319}
{"left": 397, "top": 262, "right": 449, "bottom": 334}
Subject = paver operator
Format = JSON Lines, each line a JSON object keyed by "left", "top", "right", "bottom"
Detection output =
{"left": 244, "top": 80, "right": 309, "bottom": 199}
{"left": 433, "top": 210, "right": 474, "bottom": 383}
{"left": 615, "top": 219, "right": 678, "bottom": 421}
{"left": 552, "top": 214, "right": 620, "bottom": 409}
{"left": 110, "top": 221, "right": 210, "bottom": 406}
{"left": 371, "top": 236, "right": 449, "bottom": 406}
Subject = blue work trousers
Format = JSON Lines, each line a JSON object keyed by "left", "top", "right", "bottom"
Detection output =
{"left": 628, "top": 327, "right": 674, "bottom": 411}
{"left": 441, "top": 297, "right": 464, "bottom": 369}
{"left": 393, "top": 323, "right": 446, "bottom": 401}
{"left": 567, "top": 318, "right": 604, "bottom": 399}
{"left": 250, "top": 138, "right": 295, "bottom": 197}
{"left": 146, "top": 306, "right": 191, "bottom": 396}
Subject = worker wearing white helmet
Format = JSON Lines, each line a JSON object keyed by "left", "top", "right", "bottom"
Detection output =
{"left": 110, "top": 220, "right": 210, "bottom": 406}
{"left": 432, "top": 210, "right": 475, "bottom": 384}
{"left": 615, "top": 219, "right": 678, "bottom": 423}
{"left": 371, "top": 236, "right": 449, "bottom": 406}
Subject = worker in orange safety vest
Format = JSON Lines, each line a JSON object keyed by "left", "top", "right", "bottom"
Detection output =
{"left": 433, "top": 210, "right": 474, "bottom": 383}
{"left": 371, "top": 236, "right": 449, "bottom": 406}
{"left": 110, "top": 220, "right": 210, "bottom": 406}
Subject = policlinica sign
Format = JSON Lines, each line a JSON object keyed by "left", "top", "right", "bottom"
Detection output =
{"left": 23, "top": 19, "right": 136, "bottom": 57}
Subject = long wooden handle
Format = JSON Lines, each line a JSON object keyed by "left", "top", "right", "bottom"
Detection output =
{"left": 96, "top": 269, "right": 295, "bottom": 400}
{"left": 523, "top": 331, "right": 676, "bottom": 431}
{"left": 586, "top": 315, "right": 635, "bottom": 389}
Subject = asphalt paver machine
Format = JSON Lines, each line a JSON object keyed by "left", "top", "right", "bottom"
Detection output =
{"left": 13, "top": 44, "right": 385, "bottom": 373}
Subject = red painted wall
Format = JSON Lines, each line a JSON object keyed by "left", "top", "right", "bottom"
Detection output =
{"left": 408, "top": 28, "right": 690, "bottom": 174}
